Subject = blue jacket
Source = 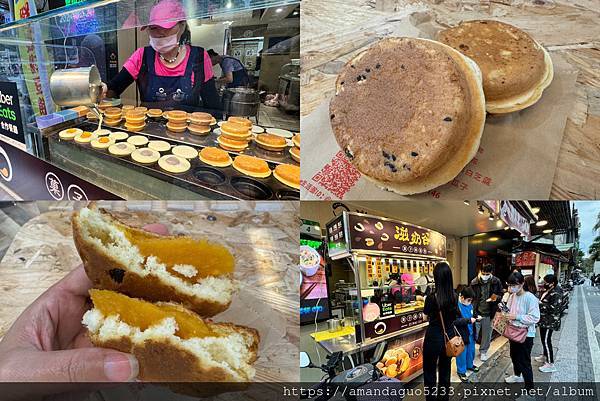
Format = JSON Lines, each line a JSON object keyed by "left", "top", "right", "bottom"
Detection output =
{"left": 456, "top": 302, "right": 474, "bottom": 345}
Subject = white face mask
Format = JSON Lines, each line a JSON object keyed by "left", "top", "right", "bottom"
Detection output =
{"left": 460, "top": 298, "right": 472, "bottom": 306}
{"left": 149, "top": 32, "right": 179, "bottom": 54}
{"left": 480, "top": 273, "right": 491, "bottom": 281}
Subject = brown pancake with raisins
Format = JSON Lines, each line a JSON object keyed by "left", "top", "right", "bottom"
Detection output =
{"left": 329, "top": 37, "right": 485, "bottom": 195}
{"left": 438, "top": 20, "right": 553, "bottom": 114}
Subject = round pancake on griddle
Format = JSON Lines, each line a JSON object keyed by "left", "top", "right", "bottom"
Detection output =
{"left": 438, "top": 20, "right": 552, "bottom": 113}
{"left": 329, "top": 37, "right": 485, "bottom": 195}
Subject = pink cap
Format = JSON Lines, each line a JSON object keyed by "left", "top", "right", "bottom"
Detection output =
{"left": 142, "top": 0, "right": 186, "bottom": 30}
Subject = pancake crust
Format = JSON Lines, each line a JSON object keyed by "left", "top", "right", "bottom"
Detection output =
{"left": 438, "top": 20, "right": 548, "bottom": 105}
{"left": 329, "top": 37, "right": 485, "bottom": 192}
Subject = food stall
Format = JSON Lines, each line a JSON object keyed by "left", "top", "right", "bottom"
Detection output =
{"left": 0, "top": 0, "right": 300, "bottom": 200}
{"left": 309, "top": 211, "right": 445, "bottom": 381}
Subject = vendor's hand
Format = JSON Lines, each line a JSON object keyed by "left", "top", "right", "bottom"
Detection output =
{"left": 100, "top": 82, "right": 108, "bottom": 99}
{"left": 0, "top": 223, "right": 168, "bottom": 391}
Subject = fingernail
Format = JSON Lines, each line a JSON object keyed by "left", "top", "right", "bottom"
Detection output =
{"left": 104, "top": 353, "right": 139, "bottom": 382}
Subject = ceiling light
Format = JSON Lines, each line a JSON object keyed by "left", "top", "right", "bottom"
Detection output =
{"left": 464, "top": 200, "right": 470, "bottom": 206}
{"left": 293, "top": 10, "right": 299, "bottom": 15}
{"left": 503, "top": 226, "right": 510, "bottom": 230}
{"left": 496, "top": 220, "right": 504, "bottom": 228}
{"left": 543, "top": 229, "right": 553, "bottom": 234}
{"left": 276, "top": 7, "right": 283, "bottom": 12}
{"left": 488, "top": 213, "right": 494, "bottom": 221}
{"left": 489, "top": 237, "right": 499, "bottom": 242}
{"left": 531, "top": 207, "right": 540, "bottom": 214}
{"left": 536, "top": 220, "right": 548, "bottom": 227}
{"left": 478, "top": 205, "right": 484, "bottom": 214}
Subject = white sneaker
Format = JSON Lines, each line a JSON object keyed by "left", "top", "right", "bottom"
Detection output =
{"left": 505, "top": 374, "right": 524, "bottom": 383}
{"left": 534, "top": 355, "right": 546, "bottom": 363}
{"left": 480, "top": 352, "right": 489, "bottom": 361}
{"left": 539, "top": 363, "right": 557, "bottom": 373}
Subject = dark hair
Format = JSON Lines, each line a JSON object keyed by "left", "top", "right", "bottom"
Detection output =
{"left": 179, "top": 21, "right": 191, "bottom": 45}
{"left": 544, "top": 274, "right": 558, "bottom": 287}
{"left": 388, "top": 273, "right": 400, "bottom": 281}
{"left": 460, "top": 286, "right": 475, "bottom": 300}
{"left": 207, "top": 49, "right": 219, "bottom": 57}
{"left": 507, "top": 271, "right": 525, "bottom": 285}
{"left": 481, "top": 264, "right": 494, "bottom": 274}
{"left": 433, "top": 262, "right": 456, "bottom": 311}
{"left": 524, "top": 275, "right": 537, "bottom": 297}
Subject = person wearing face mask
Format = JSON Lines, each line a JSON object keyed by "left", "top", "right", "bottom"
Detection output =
{"left": 503, "top": 271, "right": 540, "bottom": 398}
{"left": 103, "top": 0, "right": 221, "bottom": 115}
{"left": 534, "top": 274, "right": 562, "bottom": 373}
{"left": 455, "top": 287, "right": 482, "bottom": 382}
{"left": 470, "top": 264, "right": 503, "bottom": 362}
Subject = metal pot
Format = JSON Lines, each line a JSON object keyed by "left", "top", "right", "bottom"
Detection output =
{"left": 50, "top": 65, "right": 103, "bottom": 107}
{"left": 223, "top": 87, "right": 259, "bottom": 118}
{"left": 328, "top": 318, "right": 342, "bottom": 332}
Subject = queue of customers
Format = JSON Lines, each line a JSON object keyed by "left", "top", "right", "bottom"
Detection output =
{"left": 422, "top": 262, "right": 564, "bottom": 401}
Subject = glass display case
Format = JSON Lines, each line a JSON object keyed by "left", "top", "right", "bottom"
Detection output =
{"left": 0, "top": 0, "right": 300, "bottom": 200}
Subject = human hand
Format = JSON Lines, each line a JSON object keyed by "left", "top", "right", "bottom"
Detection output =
{"left": 504, "top": 313, "right": 517, "bottom": 320}
{"left": 0, "top": 223, "right": 169, "bottom": 397}
{"left": 470, "top": 317, "right": 477, "bottom": 323}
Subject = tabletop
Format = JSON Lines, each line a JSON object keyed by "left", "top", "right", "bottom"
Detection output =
{"left": 0, "top": 202, "right": 300, "bottom": 382}
{"left": 301, "top": 0, "right": 600, "bottom": 199}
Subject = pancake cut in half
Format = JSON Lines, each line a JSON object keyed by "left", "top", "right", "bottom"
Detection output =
{"left": 438, "top": 20, "right": 553, "bottom": 114}
{"left": 329, "top": 37, "right": 486, "bottom": 195}
{"left": 72, "top": 206, "right": 235, "bottom": 316}
{"left": 83, "top": 290, "right": 259, "bottom": 382}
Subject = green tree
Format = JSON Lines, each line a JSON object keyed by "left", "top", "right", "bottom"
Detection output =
{"left": 590, "top": 237, "right": 600, "bottom": 261}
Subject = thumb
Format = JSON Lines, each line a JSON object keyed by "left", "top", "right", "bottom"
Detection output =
{"left": 17, "top": 348, "right": 138, "bottom": 382}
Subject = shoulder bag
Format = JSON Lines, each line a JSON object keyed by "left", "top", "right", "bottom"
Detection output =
{"left": 438, "top": 309, "right": 465, "bottom": 357}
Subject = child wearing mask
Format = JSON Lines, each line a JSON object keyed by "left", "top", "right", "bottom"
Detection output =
{"left": 456, "top": 287, "right": 481, "bottom": 381}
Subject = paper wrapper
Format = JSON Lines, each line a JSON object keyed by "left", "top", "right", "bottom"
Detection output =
{"left": 300, "top": 14, "right": 579, "bottom": 200}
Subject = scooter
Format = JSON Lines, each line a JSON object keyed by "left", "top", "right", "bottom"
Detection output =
{"left": 300, "top": 342, "right": 404, "bottom": 401}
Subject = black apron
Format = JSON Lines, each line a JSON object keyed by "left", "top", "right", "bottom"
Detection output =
{"left": 137, "top": 45, "right": 205, "bottom": 109}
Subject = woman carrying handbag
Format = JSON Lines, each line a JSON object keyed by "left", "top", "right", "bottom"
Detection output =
{"left": 422, "top": 262, "right": 472, "bottom": 401}
{"left": 503, "top": 271, "right": 540, "bottom": 397}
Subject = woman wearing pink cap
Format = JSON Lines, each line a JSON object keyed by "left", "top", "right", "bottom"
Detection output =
{"left": 104, "top": 0, "right": 221, "bottom": 115}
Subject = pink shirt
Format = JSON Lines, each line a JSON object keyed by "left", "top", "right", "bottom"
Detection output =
{"left": 123, "top": 45, "right": 214, "bottom": 86}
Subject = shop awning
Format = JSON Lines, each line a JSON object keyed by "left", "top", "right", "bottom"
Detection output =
{"left": 528, "top": 201, "right": 578, "bottom": 241}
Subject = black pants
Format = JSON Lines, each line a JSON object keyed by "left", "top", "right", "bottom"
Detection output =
{"left": 509, "top": 337, "right": 534, "bottom": 389}
{"left": 540, "top": 327, "right": 554, "bottom": 363}
{"left": 423, "top": 335, "right": 451, "bottom": 401}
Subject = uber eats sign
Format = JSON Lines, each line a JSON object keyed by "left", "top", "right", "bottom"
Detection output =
{"left": 0, "top": 81, "right": 25, "bottom": 149}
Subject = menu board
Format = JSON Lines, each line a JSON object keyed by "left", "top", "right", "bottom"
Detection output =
{"left": 347, "top": 213, "right": 446, "bottom": 258}
{"left": 326, "top": 214, "right": 349, "bottom": 259}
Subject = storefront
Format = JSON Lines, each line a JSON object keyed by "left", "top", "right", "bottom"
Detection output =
{"left": 0, "top": 0, "right": 300, "bottom": 200}
{"left": 300, "top": 201, "right": 508, "bottom": 382}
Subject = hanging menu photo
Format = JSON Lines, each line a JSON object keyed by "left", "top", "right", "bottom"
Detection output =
{"left": 0, "top": 81, "right": 25, "bottom": 150}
